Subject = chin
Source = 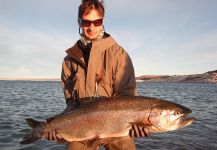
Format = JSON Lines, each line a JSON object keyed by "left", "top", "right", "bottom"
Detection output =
{"left": 85, "top": 32, "right": 100, "bottom": 40}
{"left": 87, "top": 36, "right": 98, "bottom": 41}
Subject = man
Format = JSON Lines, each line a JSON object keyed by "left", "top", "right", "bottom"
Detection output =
{"left": 44, "top": 0, "right": 147, "bottom": 149}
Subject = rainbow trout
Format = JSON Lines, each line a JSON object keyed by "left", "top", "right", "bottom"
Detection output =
{"left": 20, "top": 96, "right": 194, "bottom": 144}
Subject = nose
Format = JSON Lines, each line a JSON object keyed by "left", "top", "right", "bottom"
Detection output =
{"left": 89, "top": 23, "right": 95, "bottom": 30}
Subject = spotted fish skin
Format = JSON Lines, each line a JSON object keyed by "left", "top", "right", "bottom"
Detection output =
{"left": 20, "top": 96, "right": 194, "bottom": 144}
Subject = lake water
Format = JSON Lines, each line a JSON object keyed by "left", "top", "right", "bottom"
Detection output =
{"left": 0, "top": 81, "right": 216, "bottom": 150}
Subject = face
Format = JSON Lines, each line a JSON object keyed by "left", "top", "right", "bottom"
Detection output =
{"left": 80, "top": 9, "right": 103, "bottom": 41}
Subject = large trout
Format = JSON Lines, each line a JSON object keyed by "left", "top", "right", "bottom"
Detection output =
{"left": 20, "top": 96, "right": 194, "bottom": 145}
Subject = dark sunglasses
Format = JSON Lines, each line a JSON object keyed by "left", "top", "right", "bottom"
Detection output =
{"left": 79, "top": 19, "right": 103, "bottom": 27}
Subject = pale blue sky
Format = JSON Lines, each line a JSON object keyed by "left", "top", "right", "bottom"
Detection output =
{"left": 0, "top": 0, "right": 217, "bottom": 78}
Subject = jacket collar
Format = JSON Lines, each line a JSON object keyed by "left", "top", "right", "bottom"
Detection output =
{"left": 65, "top": 34, "right": 116, "bottom": 68}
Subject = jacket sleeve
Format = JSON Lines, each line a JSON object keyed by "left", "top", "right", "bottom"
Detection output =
{"left": 61, "top": 57, "right": 77, "bottom": 104}
{"left": 112, "top": 48, "right": 137, "bottom": 97}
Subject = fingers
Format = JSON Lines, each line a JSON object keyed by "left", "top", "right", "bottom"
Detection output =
{"left": 132, "top": 125, "right": 140, "bottom": 137}
{"left": 52, "top": 130, "right": 57, "bottom": 141}
{"left": 56, "top": 133, "right": 63, "bottom": 140}
{"left": 138, "top": 126, "right": 145, "bottom": 137}
{"left": 42, "top": 133, "right": 48, "bottom": 139}
{"left": 143, "top": 128, "right": 151, "bottom": 137}
{"left": 41, "top": 130, "right": 63, "bottom": 141}
{"left": 129, "top": 128, "right": 135, "bottom": 138}
{"left": 48, "top": 130, "right": 53, "bottom": 140}
{"left": 130, "top": 125, "right": 151, "bottom": 137}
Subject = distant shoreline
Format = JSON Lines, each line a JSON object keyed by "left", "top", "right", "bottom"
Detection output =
{"left": 136, "top": 70, "right": 217, "bottom": 84}
{"left": 1, "top": 70, "right": 216, "bottom": 84}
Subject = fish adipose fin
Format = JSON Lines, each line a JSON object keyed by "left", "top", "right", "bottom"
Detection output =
{"left": 20, "top": 118, "right": 45, "bottom": 144}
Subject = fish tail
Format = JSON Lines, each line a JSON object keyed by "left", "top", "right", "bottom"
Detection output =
{"left": 26, "top": 118, "right": 43, "bottom": 128}
{"left": 20, "top": 133, "right": 40, "bottom": 144}
{"left": 20, "top": 118, "right": 45, "bottom": 144}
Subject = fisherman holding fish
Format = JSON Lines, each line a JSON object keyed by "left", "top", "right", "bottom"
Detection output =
{"left": 43, "top": 0, "right": 146, "bottom": 149}
{"left": 20, "top": 0, "right": 195, "bottom": 149}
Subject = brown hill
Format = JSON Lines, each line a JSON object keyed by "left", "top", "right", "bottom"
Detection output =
{"left": 136, "top": 70, "right": 217, "bottom": 84}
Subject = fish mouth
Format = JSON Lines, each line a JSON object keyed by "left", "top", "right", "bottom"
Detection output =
{"left": 177, "top": 113, "right": 195, "bottom": 129}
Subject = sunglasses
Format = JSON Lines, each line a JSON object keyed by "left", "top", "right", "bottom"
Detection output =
{"left": 79, "top": 19, "right": 103, "bottom": 27}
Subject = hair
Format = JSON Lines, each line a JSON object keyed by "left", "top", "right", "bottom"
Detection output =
{"left": 78, "top": 0, "right": 105, "bottom": 19}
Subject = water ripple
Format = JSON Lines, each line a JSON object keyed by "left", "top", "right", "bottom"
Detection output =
{"left": 0, "top": 81, "right": 216, "bottom": 150}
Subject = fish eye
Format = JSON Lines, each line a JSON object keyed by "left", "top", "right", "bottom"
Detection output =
{"left": 174, "top": 111, "right": 181, "bottom": 116}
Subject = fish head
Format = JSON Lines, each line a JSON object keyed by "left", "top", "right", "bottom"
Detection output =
{"left": 148, "top": 101, "right": 194, "bottom": 133}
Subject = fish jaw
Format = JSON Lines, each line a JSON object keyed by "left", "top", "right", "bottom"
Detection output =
{"left": 174, "top": 113, "right": 195, "bottom": 130}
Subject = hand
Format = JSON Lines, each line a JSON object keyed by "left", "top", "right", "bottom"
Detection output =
{"left": 41, "top": 122, "right": 66, "bottom": 143}
{"left": 129, "top": 125, "right": 150, "bottom": 138}
{"left": 42, "top": 129, "right": 63, "bottom": 142}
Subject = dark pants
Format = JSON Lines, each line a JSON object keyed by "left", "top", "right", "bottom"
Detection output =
{"left": 67, "top": 136, "right": 136, "bottom": 150}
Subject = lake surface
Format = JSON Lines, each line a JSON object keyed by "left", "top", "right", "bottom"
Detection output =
{"left": 0, "top": 81, "right": 216, "bottom": 150}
